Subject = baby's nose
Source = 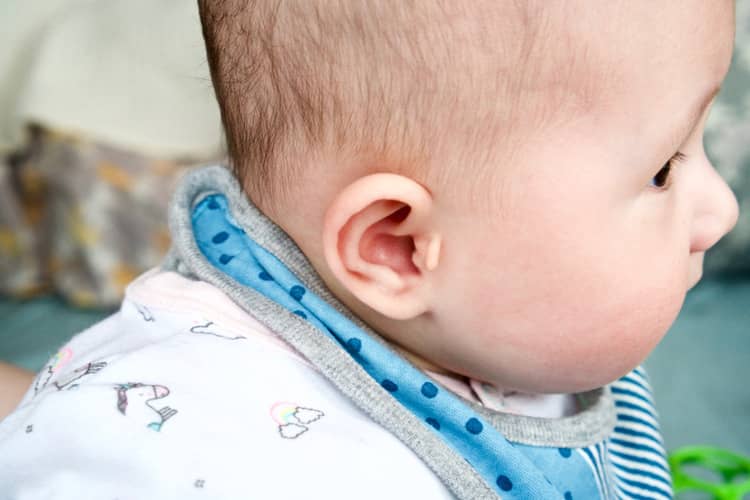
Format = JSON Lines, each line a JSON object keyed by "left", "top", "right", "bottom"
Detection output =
{"left": 690, "top": 163, "right": 739, "bottom": 253}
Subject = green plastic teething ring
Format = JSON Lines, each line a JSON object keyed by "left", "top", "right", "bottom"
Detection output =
{"left": 669, "top": 446, "right": 750, "bottom": 499}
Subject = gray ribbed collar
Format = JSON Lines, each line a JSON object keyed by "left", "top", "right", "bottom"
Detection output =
{"left": 163, "top": 165, "right": 616, "bottom": 499}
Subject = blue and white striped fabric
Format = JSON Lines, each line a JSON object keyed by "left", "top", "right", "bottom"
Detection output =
{"left": 608, "top": 367, "right": 673, "bottom": 499}
{"left": 574, "top": 366, "right": 673, "bottom": 499}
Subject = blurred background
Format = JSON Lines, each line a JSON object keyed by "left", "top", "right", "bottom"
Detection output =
{"left": 0, "top": 0, "right": 748, "bottom": 459}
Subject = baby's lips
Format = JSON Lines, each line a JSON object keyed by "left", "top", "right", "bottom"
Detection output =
{"left": 687, "top": 253, "right": 704, "bottom": 290}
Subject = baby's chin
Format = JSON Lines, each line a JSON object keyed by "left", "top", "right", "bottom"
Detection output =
{"left": 498, "top": 370, "right": 636, "bottom": 396}
{"left": 470, "top": 346, "right": 659, "bottom": 395}
{"left": 532, "top": 346, "right": 666, "bottom": 394}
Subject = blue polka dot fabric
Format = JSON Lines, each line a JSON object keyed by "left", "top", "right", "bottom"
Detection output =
{"left": 191, "top": 194, "right": 670, "bottom": 499}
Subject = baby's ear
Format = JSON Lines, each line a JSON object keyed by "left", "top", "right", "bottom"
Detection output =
{"left": 322, "top": 173, "right": 442, "bottom": 320}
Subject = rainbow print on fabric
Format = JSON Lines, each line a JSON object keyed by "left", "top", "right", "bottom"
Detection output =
{"left": 270, "top": 402, "right": 324, "bottom": 439}
{"left": 51, "top": 347, "right": 74, "bottom": 372}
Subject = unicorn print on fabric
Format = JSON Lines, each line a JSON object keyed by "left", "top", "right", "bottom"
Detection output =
{"left": 115, "top": 383, "right": 178, "bottom": 432}
{"left": 189, "top": 321, "right": 246, "bottom": 340}
{"left": 270, "top": 402, "right": 324, "bottom": 439}
{"left": 53, "top": 361, "right": 108, "bottom": 391}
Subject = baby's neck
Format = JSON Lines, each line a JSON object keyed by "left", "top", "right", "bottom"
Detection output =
{"left": 390, "top": 342, "right": 456, "bottom": 376}
{"left": 390, "top": 341, "right": 578, "bottom": 418}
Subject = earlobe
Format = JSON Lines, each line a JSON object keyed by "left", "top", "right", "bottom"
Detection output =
{"left": 322, "top": 173, "right": 441, "bottom": 320}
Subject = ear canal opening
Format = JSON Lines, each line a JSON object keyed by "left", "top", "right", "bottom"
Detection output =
{"left": 361, "top": 233, "right": 419, "bottom": 274}
{"left": 358, "top": 201, "right": 419, "bottom": 275}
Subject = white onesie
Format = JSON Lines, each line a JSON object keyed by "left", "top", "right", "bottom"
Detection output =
{"left": 0, "top": 270, "right": 455, "bottom": 499}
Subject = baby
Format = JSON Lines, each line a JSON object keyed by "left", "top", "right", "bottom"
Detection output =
{"left": 0, "top": 1, "right": 739, "bottom": 499}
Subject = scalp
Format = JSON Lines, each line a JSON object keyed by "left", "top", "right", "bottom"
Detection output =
{"left": 198, "top": 1, "right": 602, "bottom": 214}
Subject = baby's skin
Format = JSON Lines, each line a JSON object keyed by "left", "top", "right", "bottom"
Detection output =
{"left": 0, "top": 362, "right": 33, "bottom": 420}
{"left": 271, "top": 1, "right": 739, "bottom": 395}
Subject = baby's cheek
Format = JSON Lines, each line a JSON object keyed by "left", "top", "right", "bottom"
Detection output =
{"left": 551, "top": 273, "right": 685, "bottom": 390}
{"left": 513, "top": 248, "right": 687, "bottom": 391}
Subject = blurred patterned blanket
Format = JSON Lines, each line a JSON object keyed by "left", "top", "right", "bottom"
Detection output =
{"left": 0, "top": 129, "right": 196, "bottom": 306}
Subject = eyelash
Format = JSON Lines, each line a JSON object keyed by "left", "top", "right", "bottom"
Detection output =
{"left": 650, "top": 151, "right": 687, "bottom": 190}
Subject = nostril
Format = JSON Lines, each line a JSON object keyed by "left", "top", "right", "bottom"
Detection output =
{"left": 690, "top": 198, "right": 739, "bottom": 253}
{"left": 690, "top": 217, "right": 720, "bottom": 253}
{"left": 690, "top": 167, "right": 740, "bottom": 253}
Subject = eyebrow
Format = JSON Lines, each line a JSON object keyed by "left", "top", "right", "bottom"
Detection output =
{"left": 671, "top": 84, "right": 722, "bottom": 150}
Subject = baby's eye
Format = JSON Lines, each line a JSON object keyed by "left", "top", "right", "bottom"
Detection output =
{"left": 650, "top": 152, "right": 686, "bottom": 189}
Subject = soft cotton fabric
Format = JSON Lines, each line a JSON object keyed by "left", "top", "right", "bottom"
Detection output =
{"left": 0, "top": 270, "right": 455, "bottom": 499}
{"left": 0, "top": 166, "right": 674, "bottom": 499}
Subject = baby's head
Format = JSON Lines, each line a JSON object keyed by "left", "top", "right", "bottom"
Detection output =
{"left": 199, "top": 1, "right": 739, "bottom": 393}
